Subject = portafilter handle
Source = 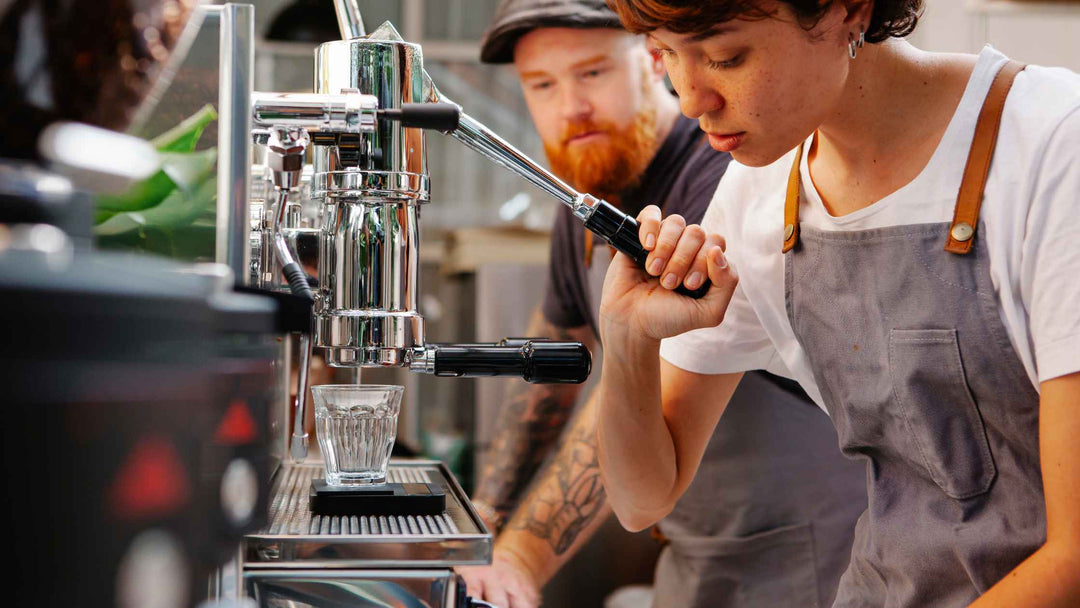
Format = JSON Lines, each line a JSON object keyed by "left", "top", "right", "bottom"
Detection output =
{"left": 410, "top": 339, "right": 591, "bottom": 384}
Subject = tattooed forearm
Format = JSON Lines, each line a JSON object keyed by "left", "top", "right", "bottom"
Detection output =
{"left": 473, "top": 309, "right": 592, "bottom": 525}
{"left": 506, "top": 399, "right": 606, "bottom": 555}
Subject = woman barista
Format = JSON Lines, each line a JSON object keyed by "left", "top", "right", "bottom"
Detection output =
{"left": 593, "top": 0, "right": 1080, "bottom": 606}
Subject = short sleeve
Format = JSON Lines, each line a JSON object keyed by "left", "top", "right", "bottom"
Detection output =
{"left": 1023, "top": 104, "right": 1080, "bottom": 382}
{"left": 541, "top": 208, "right": 588, "bottom": 329}
{"left": 660, "top": 283, "right": 780, "bottom": 374}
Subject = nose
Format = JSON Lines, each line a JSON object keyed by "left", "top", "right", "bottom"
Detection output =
{"left": 559, "top": 80, "right": 593, "bottom": 123}
{"left": 667, "top": 61, "right": 723, "bottom": 119}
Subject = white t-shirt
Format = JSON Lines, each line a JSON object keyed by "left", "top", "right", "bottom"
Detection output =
{"left": 660, "top": 46, "right": 1080, "bottom": 410}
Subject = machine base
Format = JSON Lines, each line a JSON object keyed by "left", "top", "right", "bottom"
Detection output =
{"left": 309, "top": 479, "right": 446, "bottom": 516}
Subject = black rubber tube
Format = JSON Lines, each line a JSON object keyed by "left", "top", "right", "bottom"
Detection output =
{"left": 282, "top": 262, "right": 314, "bottom": 302}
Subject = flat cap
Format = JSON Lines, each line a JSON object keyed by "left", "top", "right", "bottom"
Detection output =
{"left": 479, "top": 0, "right": 623, "bottom": 64}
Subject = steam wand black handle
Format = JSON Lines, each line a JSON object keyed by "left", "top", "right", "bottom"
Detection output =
{"left": 582, "top": 200, "right": 711, "bottom": 299}
{"left": 378, "top": 103, "right": 461, "bottom": 133}
{"left": 427, "top": 339, "right": 591, "bottom": 384}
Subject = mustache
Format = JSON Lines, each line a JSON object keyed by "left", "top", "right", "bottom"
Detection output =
{"left": 559, "top": 119, "right": 613, "bottom": 146}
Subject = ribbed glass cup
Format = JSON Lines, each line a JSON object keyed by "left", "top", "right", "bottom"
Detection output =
{"left": 310, "top": 384, "right": 403, "bottom": 486}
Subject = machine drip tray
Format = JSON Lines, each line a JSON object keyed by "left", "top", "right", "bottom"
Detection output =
{"left": 244, "top": 460, "right": 491, "bottom": 568}
{"left": 310, "top": 479, "right": 446, "bottom": 516}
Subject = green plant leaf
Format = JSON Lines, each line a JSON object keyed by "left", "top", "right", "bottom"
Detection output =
{"left": 152, "top": 104, "right": 218, "bottom": 153}
{"left": 94, "top": 104, "right": 219, "bottom": 224}
{"left": 95, "top": 168, "right": 217, "bottom": 237}
{"left": 95, "top": 148, "right": 216, "bottom": 220}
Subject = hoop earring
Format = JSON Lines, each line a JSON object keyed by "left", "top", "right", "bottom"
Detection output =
{"left": 849, "top": 28, "right": 866, "bottom": 59}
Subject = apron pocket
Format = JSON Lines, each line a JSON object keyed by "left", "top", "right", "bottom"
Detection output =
{"left": 888, "top": 328, "right": 996, "bottom": 500}
{"left": 653, "top": 522, "right": 820, "bottom": 608}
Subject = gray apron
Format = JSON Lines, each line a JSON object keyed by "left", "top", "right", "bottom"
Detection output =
{"left": 586, "top": 246, "right": 867, "bottom": 608}
{"left": 782, "top": 61, "right": 1044, "bottom": 607}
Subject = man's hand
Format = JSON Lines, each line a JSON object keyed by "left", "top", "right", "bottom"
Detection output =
{"left": 458, "top": 549, "right": 542, "bottom": 608}
{"left": 600, "top": 205, "right": 738, "bottom": 343}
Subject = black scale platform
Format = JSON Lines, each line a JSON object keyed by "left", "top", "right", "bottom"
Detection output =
{"left": 309, "top": 479, "right": 446, "bottom": 516}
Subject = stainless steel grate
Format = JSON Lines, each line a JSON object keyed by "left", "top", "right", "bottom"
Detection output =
{"left": 244, "top": 460, "right": 491, "bottom": 568}
{"left": 267, "top": 463, "right": 460, "bottom": 537}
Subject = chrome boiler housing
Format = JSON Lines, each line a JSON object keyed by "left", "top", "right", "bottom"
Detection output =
{"left": 313, "top": 24, "right": 428, "bottom": 368}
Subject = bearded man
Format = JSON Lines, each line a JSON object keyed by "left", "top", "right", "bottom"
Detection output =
{"left": 461, "top": 2, "right": 868, "bottom": 607}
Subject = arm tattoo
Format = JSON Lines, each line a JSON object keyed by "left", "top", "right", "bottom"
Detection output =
{"left": 506, "top": 407, "right": 606, "bottom": 555}
{"left": 473, "top": 312, "right": 588, "bottom": 524}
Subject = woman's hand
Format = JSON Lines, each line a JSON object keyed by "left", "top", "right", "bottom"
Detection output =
{"left": 599, "top": 205, "right": 738, "bottom": 343}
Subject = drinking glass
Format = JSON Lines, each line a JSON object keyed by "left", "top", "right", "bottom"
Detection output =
{"left": 310, "top": 384, "right": 403, "bottom": 486}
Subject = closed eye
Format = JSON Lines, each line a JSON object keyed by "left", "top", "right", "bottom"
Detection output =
{"left": 707, "top": 53, "right": 744, "bottom": 70}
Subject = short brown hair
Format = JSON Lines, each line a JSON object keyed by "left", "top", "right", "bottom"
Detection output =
{"left": 606, "top": 0, "right": 922, "bottom": 44}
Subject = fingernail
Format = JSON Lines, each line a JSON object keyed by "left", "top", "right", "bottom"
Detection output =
{"left": 644, "top": 233, "right": 656, "bottom": 249}
{"left": 686, "top": 272, "right": 702, "bottom": 289}
{"left": 662, "top": 273, "right": 678, "bottom": 289}
{"left": 649, "top": 258, "right": 664, "bottom": 275}
{"left": 713, "top": 247, "right": 728, "bottom": 269}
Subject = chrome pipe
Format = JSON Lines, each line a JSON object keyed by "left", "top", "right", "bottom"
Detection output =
{"left": 291, "top": 332, "right": 312, "bottom": 463}
{"left": 333, "top": 0, "right": 366, "bottom": 40}
{"left": 450, "top": 111, "right": 588, "bottom": 215}
{"left": 271, "top": 189, "right": 299, "bottom": 274}
{"left": 252, "top": 92, "right": 378, "bottom": 134}
{"left": 216, "top": 3, "right": 254, "bottom": 281}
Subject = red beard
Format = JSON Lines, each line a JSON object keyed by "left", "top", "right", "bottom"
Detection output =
{"left": 543, "top": 105, "right": 659, "bottom": 202}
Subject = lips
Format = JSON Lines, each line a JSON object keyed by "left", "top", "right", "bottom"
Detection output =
{"left": 707, "top": 131, "right": 745, "bottom": 153}
{"left": 566, "top": 131, "right": 605, "bottom": 145}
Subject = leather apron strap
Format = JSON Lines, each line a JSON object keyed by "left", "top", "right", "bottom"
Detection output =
{"left": 782, "top": 143, "right": 804, "bottom": 253}
{"left": 781, "top": 60, "right": 1027, "bottom": 254}
{"left": 945, "top": 59, "right": 1026, "bottom": 254}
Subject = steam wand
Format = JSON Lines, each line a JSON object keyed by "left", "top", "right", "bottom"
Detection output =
{"left": 266, "top": 126, "right": 315, "bottom": 463}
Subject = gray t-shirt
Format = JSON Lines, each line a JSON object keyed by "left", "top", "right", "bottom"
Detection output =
{"left": 542, "top": 115, "right": 729, "bottom": 336}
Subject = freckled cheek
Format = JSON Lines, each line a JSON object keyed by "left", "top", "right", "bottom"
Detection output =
{"left": 730, "top": 75, "right": 785, "bottom": 128}
{"left": 762, "top": 66, "right": 818, "bottom": 124}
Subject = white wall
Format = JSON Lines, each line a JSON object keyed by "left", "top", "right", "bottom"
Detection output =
{"left": 909, "top": 1, "right": 1080, "bottom": 71}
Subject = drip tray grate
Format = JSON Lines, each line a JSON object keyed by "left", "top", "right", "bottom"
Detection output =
{"left": 244, "top": 460, "right": 491, "bottom": 568}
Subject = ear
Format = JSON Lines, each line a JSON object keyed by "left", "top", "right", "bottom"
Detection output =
{"left": 839, "top": 0, "right": 874, "bottom": 28}
{"left": 644, "top": 43, "right": 666, "bottom": 81}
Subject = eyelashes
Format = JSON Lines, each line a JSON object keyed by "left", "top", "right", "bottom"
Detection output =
{"left": 654, "top": 48, "right": 745, "bottom": 71}
{"left": 707, "top": 53, "right": 745, "bottom": 70}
